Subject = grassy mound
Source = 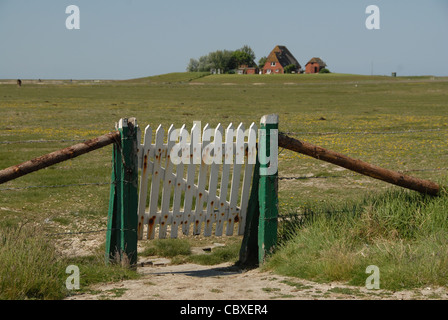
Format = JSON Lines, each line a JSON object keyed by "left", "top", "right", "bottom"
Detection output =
{"left": 126, "top": 72, "right": 210, "bottom": 84}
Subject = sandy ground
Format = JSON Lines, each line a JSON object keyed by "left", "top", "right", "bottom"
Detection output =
{"left": 66, "top": 257, "right": 448, "bottom": 301}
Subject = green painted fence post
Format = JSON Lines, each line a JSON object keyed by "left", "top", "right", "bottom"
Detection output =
{"left": 258, "top": 114, "right": 279, "bottom": 265}
{"left": 105, "top": 118, "right": 139, "bottom": 267}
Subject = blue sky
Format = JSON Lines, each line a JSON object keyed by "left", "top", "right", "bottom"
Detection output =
{"left": 0, "top": 0, "right": 447, "bottom": 79}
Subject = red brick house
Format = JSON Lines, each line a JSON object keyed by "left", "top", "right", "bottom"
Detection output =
{"left": 262, "top": 45, "right": 301, "bottom": 74}
{"left": 237, "top": 64, "right": 259, "bottom": 75}
{"left": 305, "top": 57, "right": 327, "bottom": 74}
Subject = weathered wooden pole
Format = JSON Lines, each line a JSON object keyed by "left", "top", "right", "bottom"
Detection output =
{"left": 278, "top": 133, "right": 441, "bottom": 196}
{"left": 0, "top": 131, "right": 120, "bottom": 185}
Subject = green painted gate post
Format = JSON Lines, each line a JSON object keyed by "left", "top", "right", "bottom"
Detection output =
{"left": 105, "top": 118, "right": 139, "bottom": 267}
{"left": 258, "top": 114, "right": 279, "bottom": 264}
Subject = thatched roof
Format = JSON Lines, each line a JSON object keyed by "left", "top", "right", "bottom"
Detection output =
{"left": 306, "top": 57, "right": 327, "bottom": 67}
{"left": 266, "top": 45, "right": 301, "bottom": 68}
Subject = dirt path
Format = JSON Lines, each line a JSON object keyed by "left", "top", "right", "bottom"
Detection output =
{"left": 66, "top": 259, "right": 448, "bottom": 300}
{"left": 59, "top": 231, "right": 448, "bottom": 301}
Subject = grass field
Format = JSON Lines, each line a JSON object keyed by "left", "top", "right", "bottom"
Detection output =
{"left": 1, "top": 72, "right": 448, "bottom": 298}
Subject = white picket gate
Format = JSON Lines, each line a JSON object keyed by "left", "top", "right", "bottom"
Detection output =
{"left": 136, "top": 122, "right": 258, "bottom": 240}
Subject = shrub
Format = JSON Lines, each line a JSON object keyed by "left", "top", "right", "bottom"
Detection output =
{"left": 141, "top": 239, "right": 191, "bottom": 258}
{"left": 187, "top": 242, "right": 241, "bottom": 265}
{"left": 284, "top": 64, "right": 297, "bottom": 74}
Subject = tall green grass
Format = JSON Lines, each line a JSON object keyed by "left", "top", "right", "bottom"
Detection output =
{"left": 0, "top": 225, "right": 140, "bottom": 300}
{"left": 267, "top": 187, "right": 448, "bottom": 291}
{"left": 0, "top": 226, "right": 68, "bottom": 299}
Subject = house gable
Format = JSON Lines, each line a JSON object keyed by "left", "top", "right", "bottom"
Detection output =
{"left": 263, "top": 45, "right": 301, "bottom": 74}
{"left": 305, "top": 57, "right": 327, "bottom": 73}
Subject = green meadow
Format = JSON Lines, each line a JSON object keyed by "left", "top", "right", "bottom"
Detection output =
{"left": 1, "top": 72, "right": 448, "bottom": 298}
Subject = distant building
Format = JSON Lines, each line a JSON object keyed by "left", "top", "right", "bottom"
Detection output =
{"left": 305, "top": 57, "right": 327, "bottom": 74}
{"left": 210, "top": 68, "right": 222, "bottom": 74}
{"left": 262, "top": 45, "right": 301, "bottom": 74}
{"left": 237, "top": 64, "right": 258, "bottom": 75}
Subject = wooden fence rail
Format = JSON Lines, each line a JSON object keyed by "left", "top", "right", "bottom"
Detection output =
{"left": 0, "top": 131, "right": 120, "bottom": 185}
{"left": 278, "top": 132, "right": 441, "bottom": 196}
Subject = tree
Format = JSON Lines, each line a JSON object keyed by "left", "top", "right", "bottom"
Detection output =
{"left": 258, "top": 57, "right": 267, "bottom": 69}
{"left": 232, "top": 50, "right": 255, "bottom": 68}
{"left": 186, "top": 58, "right": 199, "bottom": 72}
{"left": 239, "top": 45, "right": 256, "bottom": 63}
{"left": 208, "top": 50, "right": 234, "bottom": 73}
{"left": 197, "top": 55, "right": 212, "bottom": 72}
{"left": 232, "top": 45, "right": 257, "bottom": 68}
{"left": 186, "top": 45, "right": 257, "bottom": 73}
{"left": 319, "top": 68, "right": 330, "bottom": 74}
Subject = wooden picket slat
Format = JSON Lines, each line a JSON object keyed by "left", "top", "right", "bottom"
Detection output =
{"left": 215, "top": 123, "right": 233, "bottom": 236}
{"left": 204, "top": 124, "right": 223, "bottom": 237}
{"left": 171, "top": 125, "right": 187, "bottom": 238}
{"left": 159, "top": 125, "right": 175, "bottom": 239}
{"left": 226, "top": 123, "right": 244, "bottom": 236}
{"left": 182, "top": 123, "right": 198, "bottom": 235}
{"left": 193, "top": 124, "right": 210, "bottom": 235}
{"left": 137, "top": 125, "right": 152, "bottom": 239}
{"left": 239, "top": 122, "right": 257, "bottom": 235}
{"left": 147, "top": 125, "right": 164, "bottom": 239}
